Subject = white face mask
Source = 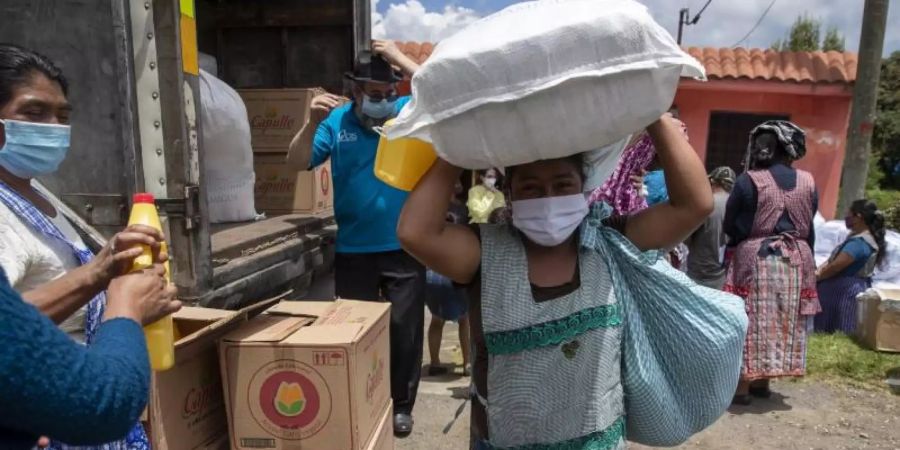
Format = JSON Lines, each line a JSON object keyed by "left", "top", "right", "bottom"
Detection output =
{"left": 511, "top": 193, "right": 589, "bottom": 247}
{"left": 483, "top": 176, "right": 497, "bottom": 188}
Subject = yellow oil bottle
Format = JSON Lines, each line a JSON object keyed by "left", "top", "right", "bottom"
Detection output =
{"left": 128, "top": 193, "right": 175, "bottom": 371}
{"left": 374, "top": 119, "right": 437, "bottom": 191}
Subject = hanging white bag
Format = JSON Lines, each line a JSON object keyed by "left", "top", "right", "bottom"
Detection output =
{"left": 386, "top": 0, "right": 705, "bottom": 170}
{"left": 199, "top": 69, "right": 259, "bottom": 223}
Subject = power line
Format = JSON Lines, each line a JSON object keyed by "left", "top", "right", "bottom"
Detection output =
{"left": 732, "top": 0, "right": 778, "bottom": 48}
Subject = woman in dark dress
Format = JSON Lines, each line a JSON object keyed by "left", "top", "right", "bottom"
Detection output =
{"left": 723, "top": 120, "right": 820, "bottom": 405}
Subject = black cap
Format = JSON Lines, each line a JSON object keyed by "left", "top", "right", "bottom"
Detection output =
{"left": 344, "top": 55, "right": 403, "bottom": 84}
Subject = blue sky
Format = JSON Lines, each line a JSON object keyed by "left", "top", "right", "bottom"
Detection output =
{"left": 373, "top": 0, "right": 900, "bottom": 56}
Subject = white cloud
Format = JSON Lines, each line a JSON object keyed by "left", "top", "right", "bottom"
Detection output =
{"left": 371, "top": 0, "right": 481, "bottom": 42}
{"left": 372, "top": 0, "right": 900, "bottom": 55}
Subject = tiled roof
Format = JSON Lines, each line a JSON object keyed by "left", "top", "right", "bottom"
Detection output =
{"left": 396, "top": 42, "right": 857, "bottom": 84}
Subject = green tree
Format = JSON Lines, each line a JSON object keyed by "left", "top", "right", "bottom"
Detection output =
{"left": 873, "top": 52, "right": 900, "bottom": 190}
{"left": 770, "top": 39, "right": 785, "bottom": 51}
{"left": 786, "top": 15, "right": 821, "bottom": 51}
{"left": 770, "top": 15, "right": 846, "bottom": 53}
{"left": 822, "top": 26, "right": 846, "bottom": 52}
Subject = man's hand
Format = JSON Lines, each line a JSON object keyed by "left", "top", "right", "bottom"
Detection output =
{"left": 311, "top": 94, "right": 345, "bottom": 115}
{"left": 372, "top": 40, "right": 405, "bottom": 65}
{"left": 372, "top": 39, "right": 420, "bottom": 77}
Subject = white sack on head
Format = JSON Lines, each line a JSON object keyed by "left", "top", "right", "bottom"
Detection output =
{"left": 583, "top": 135, "right": 632, "bottom": 193}
{"left": 386, "top": 0, "right": 705, "bottom": 172}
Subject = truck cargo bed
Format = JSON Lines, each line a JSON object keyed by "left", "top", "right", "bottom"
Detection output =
{"left": 204, "top": 214, "right": 335, "bottom": 308}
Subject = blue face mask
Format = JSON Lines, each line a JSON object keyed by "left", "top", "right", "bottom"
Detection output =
{"left": 0, "top": 119, "right": 71, "bottom": 179}
{"left": 360, "top": 95, "right": 397, "bottom": 120}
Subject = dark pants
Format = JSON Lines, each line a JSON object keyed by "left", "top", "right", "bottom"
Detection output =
{"left": 335, "top": 250, "right": 425, "bottom": 415}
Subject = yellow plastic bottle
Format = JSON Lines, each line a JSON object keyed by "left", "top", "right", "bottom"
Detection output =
{"left": 374, "top": 119, "right": 437, "bottom": 191}
{"left": 128, "top": 193, "right": 175, "bottom": 371}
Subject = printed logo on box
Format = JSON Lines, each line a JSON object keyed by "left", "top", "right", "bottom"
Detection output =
{"left": 248, "top": 360, "right": 332, "bottom": 440}
{"left": 255, "top": 175, "right": 295, "bottom": 197}
{"left": 182, "top": 367, "right": 223, "bottom": 420}
{"left": 250, "top": 107, "right": 296, "bottom": 131}
{"left": 320, "top": 167, "right": 330, "bottom": 196}
{"left": 365, "top": 351, "right": 385, "bottom": 403}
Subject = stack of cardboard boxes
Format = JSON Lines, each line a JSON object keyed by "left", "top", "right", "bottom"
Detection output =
{"left": 219, "top": 300, "right": 394, "bottom": 450}
{"left": 145, "top": 298, "right": 394, "bottom": 450}
{"left": 143, "top": 298, "right": 283, "bottom": 449}
{"left": 857, "top": 286, "right": 900, "bottom": 353}
{"left": 239, "top": 89, "right": 334, "bottom": 216}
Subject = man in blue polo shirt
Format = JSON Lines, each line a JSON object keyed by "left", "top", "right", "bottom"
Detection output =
{"left": 289, "top": 41, "right": 423, "bottom": 436}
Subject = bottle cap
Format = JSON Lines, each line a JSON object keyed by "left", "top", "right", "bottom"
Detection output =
{"left": 133, "top": 193, "right": 155, "bottom": 204}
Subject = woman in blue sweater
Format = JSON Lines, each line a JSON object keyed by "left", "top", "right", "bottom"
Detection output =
{"left": 0, "top": 263, "right": 178, "bottom": 448}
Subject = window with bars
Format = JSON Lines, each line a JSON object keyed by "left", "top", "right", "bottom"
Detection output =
{"left": 705, "top": 112, "right": 790, "bottom": 173}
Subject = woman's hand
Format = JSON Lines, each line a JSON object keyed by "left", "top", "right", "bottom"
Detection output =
{"left": 630, "top": 170, "right": 646, "bottom": 192}
{"left": 104, "top": 264, "right": 180, "bottom": 326}
{"left": 88, "top": 225, "right": 167, "bottom": 289}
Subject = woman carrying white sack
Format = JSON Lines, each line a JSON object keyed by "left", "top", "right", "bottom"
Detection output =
{"left": 398, "top": 113, "right": 740, "bottom": 449}
{"left": 393, "top": 0, "right": 747, "bottom": 447}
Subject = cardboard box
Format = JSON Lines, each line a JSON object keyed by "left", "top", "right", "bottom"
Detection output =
{"left": 239, "top": 89, "right": 324, "bottom": 153}
{"left": 365, "top": 403, "right": 394, "bottom": 450}
{"left": 253, "top": 156, "right": 333, "bottom": 215}
{"left": 220, "top": 300, "right": 392, "bottom": 450}
{"left": 147, "top": 297, "right": 283, "bottom": 450}
{"left": 857, "top": 286, "right": 900, "bottom": 353}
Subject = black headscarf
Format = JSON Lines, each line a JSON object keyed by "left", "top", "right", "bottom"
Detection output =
{"left": 744, "top": 120, "right": 806, "bottom": 169}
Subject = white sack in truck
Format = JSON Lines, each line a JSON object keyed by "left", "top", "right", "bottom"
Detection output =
{"left": 386, "top": 0, "right": 706, "bottom": 171}
{"left": 199, "top": 69, "right": 259, "bottom": 223}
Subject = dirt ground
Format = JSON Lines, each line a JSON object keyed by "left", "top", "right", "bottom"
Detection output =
{"left": 398, "top": 313, "right": 900, "bottom": 450}
{"left": 303, "top": 274, "right": 900, "bottom": 450}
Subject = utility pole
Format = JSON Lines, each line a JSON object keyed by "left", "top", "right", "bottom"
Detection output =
{"left": 838, "top": 0, "right": 890, "bottom": 213}
{"left": 677, "top": 8, "right": 689, "bottom": 45}
{"left": 676, "top": 0, "right": 713, "bottom": 45}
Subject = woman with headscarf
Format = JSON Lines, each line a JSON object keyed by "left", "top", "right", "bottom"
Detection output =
{"left": 684, "top": 166, "right": 735, "bottom": 289}
{"left": 815, "top": 200, "right": 888, "bottom": 334}
{"left": 723, "top": 120, "right": 819, "bottom": 405}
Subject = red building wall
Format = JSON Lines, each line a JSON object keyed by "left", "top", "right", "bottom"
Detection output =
{"left": 674, "top": 79, "right": 853, "bottom": 219}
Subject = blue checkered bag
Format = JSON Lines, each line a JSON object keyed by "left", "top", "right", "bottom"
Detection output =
{"left": 582, "top": 203, "right": 748, "bottom": 447}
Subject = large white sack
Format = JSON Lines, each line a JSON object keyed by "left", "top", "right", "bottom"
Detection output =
{"left": 386, "top": 0, "right": 706, "bottom": 170}
{"left": 199, "top": 69, "right": 259, "bottom": 223}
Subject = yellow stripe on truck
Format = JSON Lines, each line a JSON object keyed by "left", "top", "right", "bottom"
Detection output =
{"left": 180, "top": 13, "right": 199, "bottom": 75}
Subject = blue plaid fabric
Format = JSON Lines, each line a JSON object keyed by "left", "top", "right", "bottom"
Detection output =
{"left": 0, "top": 182, "right": 149, "bottom": 450}
{"left": 582, "top": 203, "right": 749, "bottom": 447}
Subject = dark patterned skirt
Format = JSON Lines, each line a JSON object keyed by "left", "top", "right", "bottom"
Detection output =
{"left": 814, "top": 275, "right": 870, "bottom": 334}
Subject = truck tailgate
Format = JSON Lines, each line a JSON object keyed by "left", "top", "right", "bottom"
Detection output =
{"left": 205, "top": 214, "right": 335, "bottom": 308}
